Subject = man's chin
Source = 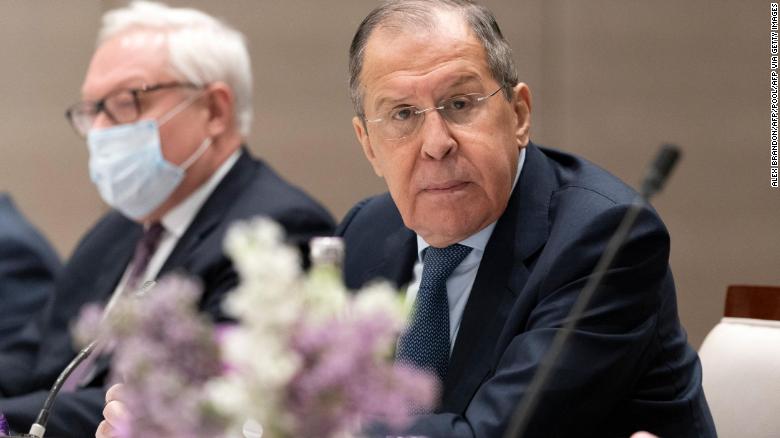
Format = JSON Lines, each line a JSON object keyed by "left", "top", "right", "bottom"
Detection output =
{"left": 410, "top": 216, "right": 484, "bottom": 248}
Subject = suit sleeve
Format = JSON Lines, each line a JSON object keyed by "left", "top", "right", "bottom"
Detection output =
{"left": 397, "top": 203, "right": 671, "bottom": 438}
{"left": 0, "top": 204, "right": 61, "bottom": 395}
{"left": 0, "top": 208, "right": 60, "bottom": 349}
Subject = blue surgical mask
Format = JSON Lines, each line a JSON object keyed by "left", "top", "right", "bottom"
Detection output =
{"left": 86, "top": 95, "right": 210, "bottom": 220}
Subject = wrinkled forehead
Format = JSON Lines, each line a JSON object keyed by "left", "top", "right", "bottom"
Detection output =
{"left": 360, "top": 11, "right": 491, "bottom": 94}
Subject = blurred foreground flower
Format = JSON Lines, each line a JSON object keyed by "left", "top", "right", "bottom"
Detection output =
{"left": 210, "top": 218, "right": 438, "bottom": 437}
{"left": 74, "top": 276, "right": 227, "bottom": 438}
{"left": 73, "top": 217, "right": 437, "bottom": 438}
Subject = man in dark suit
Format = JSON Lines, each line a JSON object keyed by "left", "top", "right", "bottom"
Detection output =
{"left": 0, "top": 2, "right": 334, "bottom": 437}
{"left": 0, "top": 194, "right": 60, "bottom": 348}
{"left": 338, "top": 1, "right": 715, "bottom": 436}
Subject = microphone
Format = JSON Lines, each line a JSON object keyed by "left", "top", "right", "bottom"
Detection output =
{"left": 503, "top": 144, "right": 682, "bottom": 438}
{"left": 28, "top": 341, "right": 99, "bottom": 438}
{"left": 0, "top": 342, "right": 97, "bottom": 438}
{"left": 1, "top": 280, "right": 158, "bottom": 438}
{"left": 0, "top": 341, "right": 99, "bottom": 438}
{"left": 640, "top": 144, "right": 681, "bottom": 198}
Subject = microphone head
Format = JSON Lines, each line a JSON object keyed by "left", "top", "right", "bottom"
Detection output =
{"left": 641, "top": 143, "right": 682, "bottom": 198}
{"left": 654, "top": 144, "right": 681, "bottom": 180}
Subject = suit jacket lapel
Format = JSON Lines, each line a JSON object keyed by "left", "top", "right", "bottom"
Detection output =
{"left": 441, "top": 143, "right": 557, "bottom": 413}
{"left": 364, "top": 226, "right": 417, "bottom": 290}
{"left": 159, "top": 150, "right": 253, "bottom": 275}
{"left": 93, "top": 216, "right": 142, "bottom": 302}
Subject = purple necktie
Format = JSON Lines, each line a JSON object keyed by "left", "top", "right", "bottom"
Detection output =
{"left": 126, "top": 222, "right": 165, "bottom": 291}
{"left": 62, "top": 222, "right": 165, "bottom": 391}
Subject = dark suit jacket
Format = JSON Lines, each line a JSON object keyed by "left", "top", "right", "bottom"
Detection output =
{"left": 0, "top": 194, "right": 60, "bottom": 348}
{"left": 338, "top": 143, "right": 716, "bottom": 438}
{"left": 0, "top": 151, "right": 335, "bottom": 437}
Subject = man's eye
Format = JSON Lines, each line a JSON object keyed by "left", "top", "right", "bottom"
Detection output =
{"left": 112, "top": 99, "right": 136, "bottom": 109}
{"left": 391, "top": 107, "right": 415, "bottom": 122}
{"left": 446, "top": 96, "right": 474, "bottom": 112}
{"left": 106, "top": 94, "right": 136, "bottom": 110}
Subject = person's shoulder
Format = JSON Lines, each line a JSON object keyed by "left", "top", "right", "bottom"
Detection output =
{"left": 530, "top": 144, "right": 669, "bottom": 247}
{"left": 0, "top": 193, "right": 29, "bottom": 236}
{"left": 537, "top": 145, "right": 640, "bottom": 207}
{"left": 0, "top": 193, "right": 43, "bottom": 237}
{"left": 0, "top": 194, "right": 61, "bottom": 268}
{"left": 535, "top": 145, "right": 661, "bottom": 220}
{"left": 336, "top": 192, "right": 401, "bottom": 237}
{"left": 218, "top": 152, "right": 335, "bottom": 231}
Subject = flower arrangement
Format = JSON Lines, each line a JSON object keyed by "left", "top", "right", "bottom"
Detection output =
{"left": 0, "top": 413, "right": 9, "bottom": 436}
{"left": 73, "top": 275, "right": 227, "bottom": 438}
{"left": 74, "top": 217, "right": 437, "bottom": 438}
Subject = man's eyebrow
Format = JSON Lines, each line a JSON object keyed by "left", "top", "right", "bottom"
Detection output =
{"left": 446, "top": 74, "right": 482, "bottom": 89}
{"left": 369, "top": 74, "right": 484, "bottom": 113}
{"left": 82, "top": 76, "right": 147, "bottom": 101}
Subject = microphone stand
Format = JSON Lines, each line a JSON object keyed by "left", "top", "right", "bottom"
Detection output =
{"left": 0, "top": 341, "right": 97, "bottom": 438}
{"left": 29, "top": 341, "right": 98, "bottom": 438}
{"left": 503, "top": 144, "right": 681, "bottom": 438}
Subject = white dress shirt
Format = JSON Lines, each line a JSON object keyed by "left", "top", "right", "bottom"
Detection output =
{"left": 405, "top": 148, "right": 526, "bottom": 352}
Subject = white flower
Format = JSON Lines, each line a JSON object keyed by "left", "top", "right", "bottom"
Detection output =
{"left": 205, "top": 376, "right": 252, "bottom": 419}
{"left": 224, "top": 217, "right": 301, "bottom": 290}
{"left": 353, "top": 281, "right": 408, "bottom": 330}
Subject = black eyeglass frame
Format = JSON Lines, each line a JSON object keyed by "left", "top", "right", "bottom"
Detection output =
{"left": 65, "top": 82, "right": 200, "bottom": 137}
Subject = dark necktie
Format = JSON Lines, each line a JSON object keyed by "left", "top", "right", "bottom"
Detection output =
{"left": 63, "top": 222, "right": 165, "bottom": 391}
{"left": 126, "top": 222, "right": 165, "bottom": 291}
{"left": 396, "top": 243, "right": 472, "bottom": 384}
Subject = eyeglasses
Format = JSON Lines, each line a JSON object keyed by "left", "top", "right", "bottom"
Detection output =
{"left": 364, "top": 87, "right": 504, "bottom": 141}
{"left": 65, "top": 82, "right": 200, "bottom": 137}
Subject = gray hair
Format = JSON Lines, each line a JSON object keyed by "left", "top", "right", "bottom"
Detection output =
{"left": 99, "top": 1, "right": 253, "bottom": 138}
{"left": 348, "top": 0, "right": 519, "bottom": 118}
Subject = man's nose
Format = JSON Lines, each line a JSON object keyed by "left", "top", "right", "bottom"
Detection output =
{"left": 91, "top": 112, "right": 114, "bottom": 130}
{"left": 419, "top": 110, "right": 457, "bottom": 160}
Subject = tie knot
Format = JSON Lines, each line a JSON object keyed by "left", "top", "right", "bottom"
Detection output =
{"left": 421, "top": 243, "right": 472, "bottom": 287}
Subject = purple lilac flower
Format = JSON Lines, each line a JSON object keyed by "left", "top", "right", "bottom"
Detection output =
{"left": 287, "top": 308, "right": 439, "bottom": 437}
{"left": 71, "top": 302, "right": 104, "bottom": 348}
{"left": 0, "top": 413, "right": 8, "bottom": 436}
{"left": 104, "top": 275, "right": 227, "bottom": 438}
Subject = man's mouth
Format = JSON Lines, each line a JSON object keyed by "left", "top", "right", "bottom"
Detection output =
{"left": 422, "top": 181, "right": 469, "bottom": 192}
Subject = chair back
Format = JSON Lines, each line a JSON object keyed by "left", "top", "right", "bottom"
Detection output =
{"left": 698, "top": 285, "right": 780, "bottom": 438}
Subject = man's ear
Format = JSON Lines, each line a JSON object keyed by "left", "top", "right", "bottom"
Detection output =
{"left": 204, "top": 82, "right": 233, "bottom": 138}
{"left": 511, "top": 83, "right": 532, "bottom": 148}
{"left": 353, "top": 116, "right": 384, "bottom": 177}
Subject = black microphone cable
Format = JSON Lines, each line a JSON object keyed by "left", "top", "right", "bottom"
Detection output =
{"left": 27, "top": 340, "right": 98, "bottom": 438}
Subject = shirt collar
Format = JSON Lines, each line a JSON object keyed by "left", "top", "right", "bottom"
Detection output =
{"left": 159, "top": 150, "right": 241, "bottom": 238}
{"left": 416, "top": 147, "right": 527, "bottom": 260}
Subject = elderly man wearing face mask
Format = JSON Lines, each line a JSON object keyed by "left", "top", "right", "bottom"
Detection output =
{"left": 0, "top": 2, "right": 334, "bottom": 436}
